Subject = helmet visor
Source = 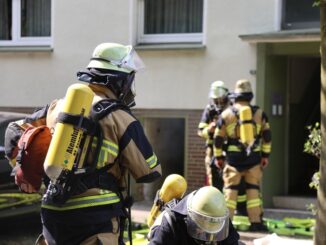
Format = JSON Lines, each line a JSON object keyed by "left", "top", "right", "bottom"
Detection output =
{"left": 187, "top": 206, "right": 229, "bottom": 242}
{"left": 109, "top": 47, "right": 145, "bottom": 72}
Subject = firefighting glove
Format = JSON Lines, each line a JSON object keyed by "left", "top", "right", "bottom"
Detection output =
{"left": 260, "top": 157, "right": 269, "bottom": 169}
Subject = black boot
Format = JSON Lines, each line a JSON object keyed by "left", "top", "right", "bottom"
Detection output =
{"left": 249, "top": 222, "right": 268, "bottom": 232}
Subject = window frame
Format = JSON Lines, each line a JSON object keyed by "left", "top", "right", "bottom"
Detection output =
{"left": 137, "top": 0, "right": 205, "bottom": 44}
{"left": 0, "top": 0, "right": 52, "bottom": 47}
{"left": 281, "top": 0, "right": 320, "bottom": 30}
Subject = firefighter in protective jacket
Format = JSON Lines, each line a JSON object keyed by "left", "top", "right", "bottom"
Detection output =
{"left": 15, "top": 43, "right": 162, "bottom": 245}
{"left": 198, "top": 81, "right": 229, "bottom": 190}
{"left": 213, "top": 79, "right": 271, "bottom": 232}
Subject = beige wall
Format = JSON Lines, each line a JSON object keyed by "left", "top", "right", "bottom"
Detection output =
{"left": 0, "top": 0, "right": 278, "bottom": 109}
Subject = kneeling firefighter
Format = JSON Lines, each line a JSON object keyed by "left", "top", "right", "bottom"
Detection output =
{"left": 148, "top": 178, "right": 240, "bottom": 245}
{"left": 10, "top": 43, "right": 162, "bottom": 245}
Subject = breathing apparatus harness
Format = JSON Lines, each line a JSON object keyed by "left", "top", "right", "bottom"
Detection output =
{"left": 43, "top": 98, "right": 130, "bottom": 204}
{"left": 42, "top": 97, "right": 134, "bottom": 245}
{"left": 228, "top": 105, "right": 260, "bottom": 156}
{"left": 76, "top": 69, "right": 136, "bottom": 244}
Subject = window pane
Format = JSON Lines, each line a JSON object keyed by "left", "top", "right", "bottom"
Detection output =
{"left": 0, "top": 0, "right": 12, "bottom": 40}
{"left": 283, "top": 0, "right": 320, "bottom": 29}
{"left": 21, "top": 0, "right": 51, "bottom": 37}
{"left": 144, "top": 0, "right": 203, "bottom": 34}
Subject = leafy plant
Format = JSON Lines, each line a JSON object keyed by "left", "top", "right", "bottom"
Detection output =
{"left": 304, "top": 122, "right": 321, "bottom": 215}
{"left": 304, "top": 122, "right": 321, "bottom": 161}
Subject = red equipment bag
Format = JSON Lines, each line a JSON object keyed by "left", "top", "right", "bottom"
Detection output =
{"left": 15, "top": 125, "right": 52, "bottom": 190}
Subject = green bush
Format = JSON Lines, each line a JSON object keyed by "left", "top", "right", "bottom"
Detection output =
{"left": 304, "top": 122, "right": 320, "bottom": 214}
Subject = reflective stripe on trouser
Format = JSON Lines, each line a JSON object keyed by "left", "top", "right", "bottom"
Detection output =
{"left": 223, "top": 164, "right": 242, "bottom": 220}
{"left": 244, "top": 165, "right": 263, "bottom": 223}
{"left": 223, "top": 164, "right": 263, "bottom": 222}
{"left": 80, "top": 217, "right": 120, "bottom": 245}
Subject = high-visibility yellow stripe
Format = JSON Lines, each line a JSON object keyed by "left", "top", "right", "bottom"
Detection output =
{"left": 92, "top": 138, "right": 119, "bottom": 155}
{"left": 247, "top": 198, "right": 261, "bottom": 208}
{"left": 42, "top": 192, "right": 120, "bottom": 211}
{"left": 262, "top": 144, "right": 271, "bottom": 152}
{"left": 253, "top": 145, "right": 261, "bottom": 151}
{"left": 198, "top": 122, "right": 208, "bottom": 129}
{"left": 214, "top": 148, "right": 223, "bottom": 157}
{"left": 227, "top": 145, "right": 241, "bottom": 152}
{"left": 237, "top": 195, "right": 247, "bottom": 202}
{"left": 102, "top": 140, "right": 119, "bottom": 156}
{"left": 146, "top": 154, "right": 158, "bottom": 169}
{"left": 226, "top": 199, "right": 237, "bottom": 209}
{"left": 256, "top": 124, "right": 261, "bottom": 133}
{"left": 91, "top": 138, "right": 119, "bottom": 166}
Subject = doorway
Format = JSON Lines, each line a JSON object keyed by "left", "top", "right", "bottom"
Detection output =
{"left": 142, "top": 117, "right": 185, "bottom": 201}
{"left": 288, "top": 57, "right": 320, "bottom": 196}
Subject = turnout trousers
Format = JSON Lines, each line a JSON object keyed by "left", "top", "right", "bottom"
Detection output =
{"left": 223, "top": 164, "right": 263, "bottom": 223}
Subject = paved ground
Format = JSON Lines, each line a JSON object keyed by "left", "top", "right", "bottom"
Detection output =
{"left": 131, "top": 201, "right": 313, "bottom": 245}
{"left": 0, "top": 212, "right": 41, "bottom": 245}
{"left": 0, "top": 201, "right": 313, "bottom": 244}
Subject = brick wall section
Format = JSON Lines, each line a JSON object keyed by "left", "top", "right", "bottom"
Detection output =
{"left": 186, "top": 109, "right": 206, "bottom": 192}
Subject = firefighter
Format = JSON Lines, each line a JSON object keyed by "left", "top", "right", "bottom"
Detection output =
{"left": 15, "top": 43, "right": 162, "bottom": 245}
{"left": 213, "top": 79, "right": 271, "bottom": 232}
{"left": 148, "top": 186, "right": 240, "bottom": 245}
{"left": 198, "top": 81, "right": 229, "bottom": 190}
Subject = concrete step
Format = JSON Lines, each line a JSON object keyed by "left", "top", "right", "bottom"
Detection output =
{"left": 264, "top": 208, "right": 315, "bottom": 220}
{"left": 273, "top": 196, "right": 317, "bottom": 210}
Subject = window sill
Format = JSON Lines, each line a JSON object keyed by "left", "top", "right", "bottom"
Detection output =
{"left": 0, "top": 46, "right": 53, "bottom": 52}
{"left": 135, "top": 43, "right": 206, "bottom": 50}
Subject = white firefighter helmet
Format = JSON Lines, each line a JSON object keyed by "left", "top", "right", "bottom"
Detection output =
{"left": 209, "top": 81, "right": 228, "bottom": 99}
{"left": 87, "top": 43, "right": 145, "bottom": 74}
{"left": 187, "top": 186, "right": 229, "bottom": 242}
{"left": 83, "top": 43, "right": 145, "bottom": 107}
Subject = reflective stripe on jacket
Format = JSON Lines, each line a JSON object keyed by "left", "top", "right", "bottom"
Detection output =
{"left": 43, "top": 85, "right": 161, "bottom": 211}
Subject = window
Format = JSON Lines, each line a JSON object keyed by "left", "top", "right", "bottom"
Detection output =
{"left": 137, "top": 0, "right": 204, "bottom": 44}
{"left": 282, "top": 0, "right": 319, "bottom": 30}
{"left": 0, "top": 0, "right": 51, "bottom": 46}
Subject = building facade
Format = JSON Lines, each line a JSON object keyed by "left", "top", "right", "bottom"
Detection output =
{"left": 0, "top": 0, "right": 321, "bottom": 207}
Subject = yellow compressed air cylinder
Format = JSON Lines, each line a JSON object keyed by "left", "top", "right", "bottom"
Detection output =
{"left": 147, "top": 174, "right": 187, "bottom": 227}
{"left": 239, "top": 106, "right": 254, "bottom": 146}
{"left": 44, "top": 83, "right": 94, "bottom": 181}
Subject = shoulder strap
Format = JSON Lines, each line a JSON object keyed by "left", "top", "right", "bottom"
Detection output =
{"left": 91, "top": 99, "right": 130, "bottom": 122}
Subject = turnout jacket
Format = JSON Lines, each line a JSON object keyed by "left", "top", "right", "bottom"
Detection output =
{"left": 198, "top": 103, "right": 225, "bottom": 147}
{"left": 42, "top": 84, "right": 162, "bottom": 211}
{"left": 149, "top": 195, "right": 239, "bottom": 245}
{"left": 213, "top": 101, "right": 271, "bottom": 171}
